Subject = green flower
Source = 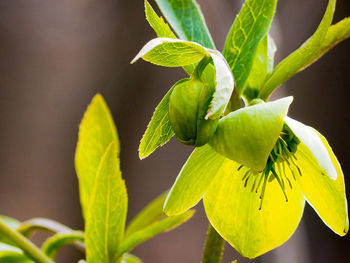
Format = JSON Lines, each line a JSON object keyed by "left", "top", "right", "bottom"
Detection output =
{"left": 163, "top": 98, "right": 348, "bottom": 258}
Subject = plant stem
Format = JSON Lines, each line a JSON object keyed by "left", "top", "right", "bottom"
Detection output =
{"left": 201, "top": 224, "right": 225, "bottom": 263}
{"left": 0, "top": 220, "right": 54, "bottom": 263}
{"left": 229, "top": 87, "right": 242, "bottom": 111}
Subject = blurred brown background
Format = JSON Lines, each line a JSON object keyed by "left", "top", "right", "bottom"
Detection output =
{"left": 0, "top": 0, "right": 349, "bottom": 262}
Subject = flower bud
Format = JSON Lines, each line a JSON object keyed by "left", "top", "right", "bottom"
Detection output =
{"left": 168, "top": 78, "right": 218, "bottom": 146}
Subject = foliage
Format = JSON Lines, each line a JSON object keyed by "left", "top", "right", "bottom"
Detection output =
{"left": 0, "top": 0, "right": 349, "bottom": 262}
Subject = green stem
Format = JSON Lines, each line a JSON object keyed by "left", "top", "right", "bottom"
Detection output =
{"left": 229, "top": 86, "right": 242, "bottom": 111}
{"left": 0, "top": 220, "right": 54, "bottom": 263}
{"left": 201, "top": 224, "right": 225, "bottom": 263}
{"left": 192, "top": 56, "right": 212, "bottom": 79}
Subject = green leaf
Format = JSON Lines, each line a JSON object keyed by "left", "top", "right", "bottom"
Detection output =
{"left": 75, "top": 94, "right": 119, "bottom": 219}
{"left": 203, "top": 157, "right": 305, "bottom": 259}
{"left": 85, "top": 142, "right": 127, "bottom": 263}
{"left": 118, "top": 211, "right": 194, "bottom": 256}
{"left": 145, "top": 0, "right": 176, "bottom": 39}
{"left": 18, "top": 218, "right": 72, "bottom": 237}
{"left": 122, "top": 253, "right": 142, "bottom": 263}
{"left": 0, "top": 252, "right": 33, "bottom": 263}
{"left": 259, "top": 0, "right": 336, "bottom": 100}
{"left": 244, "top": 35, "right": 277, "bottom": 101}
{"left": 144, "top": 0, "right": 196, "bottom": 76}
{"left": 41, "top": 231, "right": 84, "bottom": 259}
{"left": 153, "top": 0, "right": 215, "bottom": 49}
{"left": 0, "top": 243, "right": 34, "bottom": 263}
{"left": 300, "top": 17, "right": 350, "bottom": 73}
{"left": 125, "top": 192, "right": 167, "bottom": 237}
{"left": 131, "top": 38, "right": 209, "bottom": 67}
{"left": 139, "top": 83, "right": 176, "bottom": 159}
{"left": 0, "top": 216, "right": 20, "bottom": 246}
{"left": 133, "top": 38, "right": 234, "bottom": 120}
{"left": 164, "top": 145, "right": 226, "bottom": 216}
{"left": 223, "top": 0, "right": 278, "bottom": 93}
{"left": 209, "top": 97, "right": 293, "bottom": 171}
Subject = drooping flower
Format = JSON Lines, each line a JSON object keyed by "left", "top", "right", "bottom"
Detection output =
{"left": 163, "top": 98, "right": 348, "bottom": 258}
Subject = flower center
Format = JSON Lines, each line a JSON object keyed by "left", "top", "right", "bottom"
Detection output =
{"left": 237, "top": 125, "right": 302, "bottom": 210}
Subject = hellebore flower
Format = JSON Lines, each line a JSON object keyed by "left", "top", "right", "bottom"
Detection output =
{"left": 163, "top": 97, "right": 348, "bottom": 258}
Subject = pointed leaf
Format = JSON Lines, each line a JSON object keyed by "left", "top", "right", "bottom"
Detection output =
{"left": 139, "top": 83, "right": 177, "bottom": 159}
{"left": 203, "top": 158, "right": 305, "bottom": 259}
{"left": 131, "top": 38, "right": 209, "bottom": 67}
{"left": 86, "top": 142, "right": 127, "bottom": 263}
{"left": 118, "top": 211, "right": 194, "bottom": 256}
{"left": 75, "top": 94, "right": 119, "bottom": 219}
{"left": 209, "top": 97, "right": 293, "bottom": 171}
{"left": 145, "top": 0, "right": 176, "bottom": 39}
{"left": 144, "top": 0, "right": 198, "bottom": 76}
{"left": 260, "top": 0, "right": 336, "bottom": 100}
{"left": 223, "top": 0, "right": 278, "bottom": 93}
{"left": 154, "top": 0, "right": 215, "bottom": 49}
{"left": 125, "top": 192, "right": 167, "bottom": 237}
{"left": 164, "top": 145, "right": 226, "bottom": 216}
{"left": 285, "top": 118, "right": 349, "bottom": 235}
{"left": 41, "top": 231, "right": 84, "bottom": 259}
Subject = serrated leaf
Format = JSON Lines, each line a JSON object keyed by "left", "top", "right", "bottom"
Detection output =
{"left": 144, "top": 0, "right": 196, "bottom": 76}
{"left": 145, "top": 0, "right": 176, "bottom": 39}
{"left": 223, "top": 0, "right": 277, "bottom": 94}
{"left": 125, "top": 192, "right": 167, "bottom": 237}
{"left": 86, "top": 142, "right": 127, "bottom": 263}
{"left": 259, "top": 0, "right": 336, "bottom": 100}
{"left": 118, "top": 211, "right": 194, "bottom": 256}
{"left": 133, "top": 38, "right": 234, "bottom": 121}
{"left": 131, "top": 38, "right": 209, "bottom": 67}
{"left": 139, "top": 83, "right": 176, "bottom": 159}
{"left": 75, "top": 94, "right": 119, "bottom": 219}
{"left": 154, "top": 0, "right": 215, "bottom": 49}
{"left": 41, "top": 231, "right": 84, "bottom": 259}
{"left": 244, "top": 35, "right": 277, "bottom": 101}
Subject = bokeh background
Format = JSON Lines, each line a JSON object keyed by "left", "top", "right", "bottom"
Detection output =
{"left": 0, "top": 0, "right": 349, "bottom": 262}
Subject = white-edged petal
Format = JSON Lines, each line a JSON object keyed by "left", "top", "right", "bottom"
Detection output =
{"left": 285, "top": 116, "right": 337, "bottom": 180}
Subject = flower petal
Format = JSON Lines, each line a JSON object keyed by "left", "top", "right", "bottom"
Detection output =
{"left": 290, "top": 126, "right": 349, "bottom": 235}
{"left": 203, "top": 158, "right": 305, "bottom": 259}
{"left": 285, "top": 117, "right": 337, "bottom": 179}
{"left": 210, "top": 97, "right": 293, "bottom": 171}
{"left": 163, "top": 145, "right": 226, "bottom": 216}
